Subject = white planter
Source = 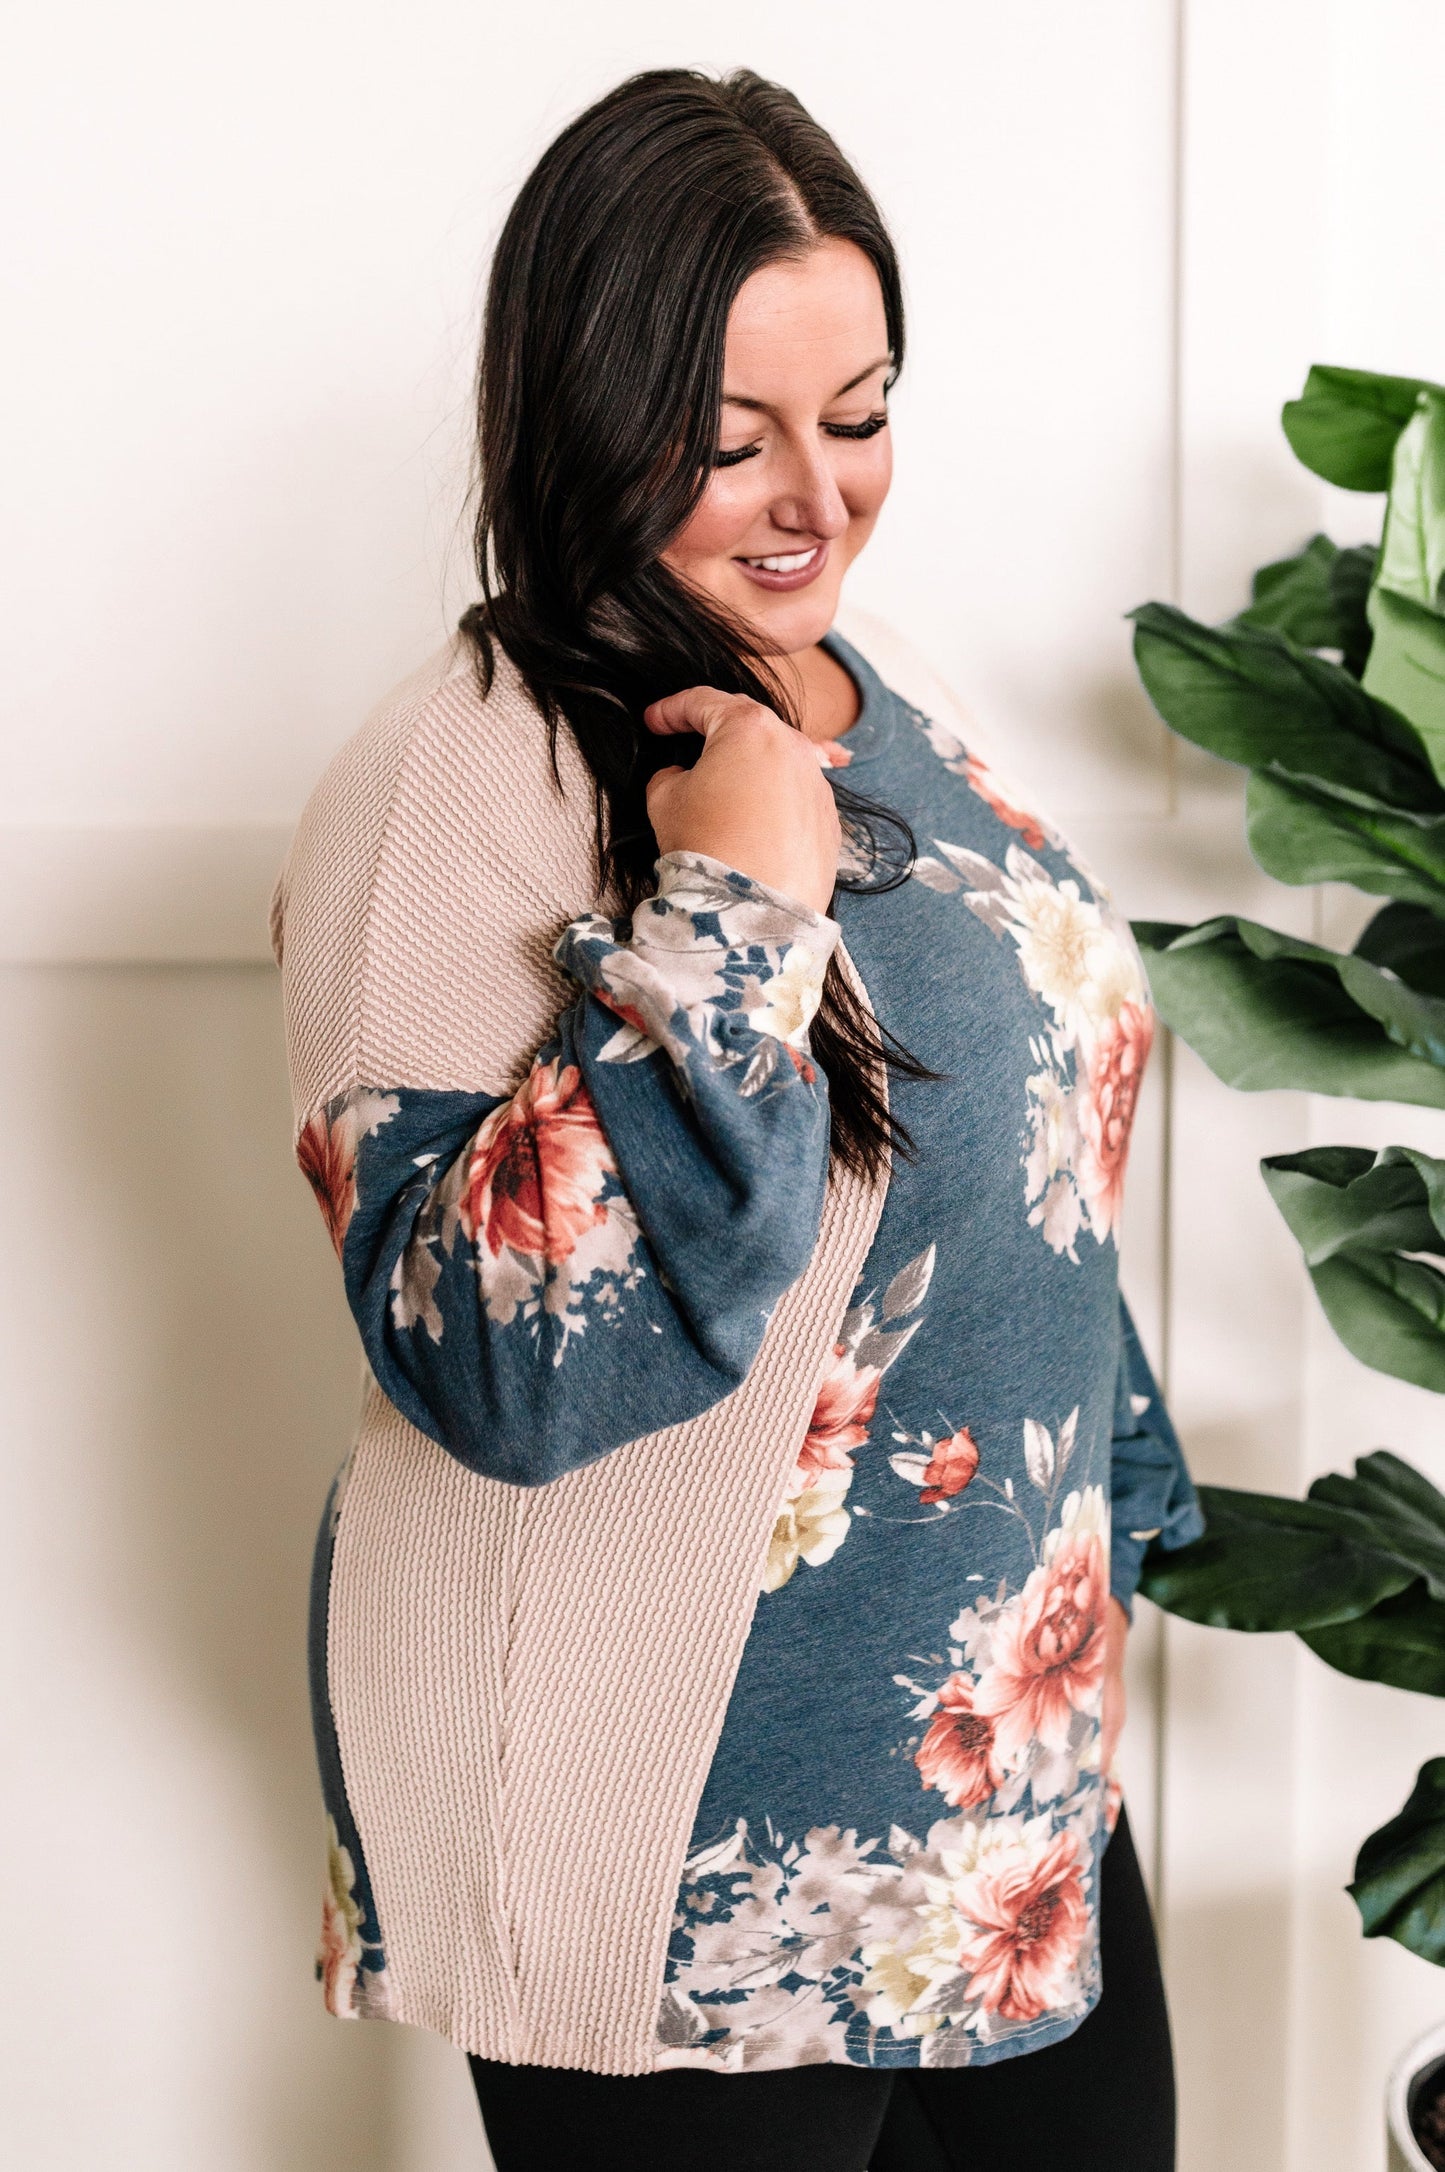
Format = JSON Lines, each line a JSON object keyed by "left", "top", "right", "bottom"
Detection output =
{"left": 1388, "top": 2021, "right": 1445, "bottom": 2172}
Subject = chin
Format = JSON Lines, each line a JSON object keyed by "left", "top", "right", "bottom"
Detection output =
{"left": 733, "top": 578, "right": 844, "bottom": 659}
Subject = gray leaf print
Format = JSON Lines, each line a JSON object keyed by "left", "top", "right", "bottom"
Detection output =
{"left": 881, "top": 1243, "right": 936, "bottom": 1322}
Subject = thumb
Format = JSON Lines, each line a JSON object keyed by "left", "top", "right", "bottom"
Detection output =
{"left": 645, "top": 763, "right": 685, "bottom": 816}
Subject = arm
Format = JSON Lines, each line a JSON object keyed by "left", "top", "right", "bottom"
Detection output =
{"left": 1108, "top": 1294, "right": 1206, "bottom": 1613}
{"left": 300, "top": 852, "right": 840, "bottom": 1485}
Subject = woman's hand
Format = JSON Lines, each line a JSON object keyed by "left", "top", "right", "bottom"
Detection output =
{"left": 643, "top": 687, "right": 842, "bottom": 917}
{"left": 1099, "top": 1596, "right": 1129, "bottom": 1777}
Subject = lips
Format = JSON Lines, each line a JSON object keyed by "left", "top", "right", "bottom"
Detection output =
{"left": 734, "top": 539, "right": 830, "bottom": 593}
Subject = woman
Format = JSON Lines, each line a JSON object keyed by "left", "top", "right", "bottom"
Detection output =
{"left": 273, "top": 67, "right": 1203, "bottom": 2172}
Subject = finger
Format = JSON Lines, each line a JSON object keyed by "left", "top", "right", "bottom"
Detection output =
{"left": 642, "top": 686, "right": 745, "bottom": 739}
{"left": 644, "top": 763, "right": 684, "bottom": 805}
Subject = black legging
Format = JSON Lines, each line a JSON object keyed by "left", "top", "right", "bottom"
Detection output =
{"left": 469, "top": 1807, "right": 1175, "bottom": 2171}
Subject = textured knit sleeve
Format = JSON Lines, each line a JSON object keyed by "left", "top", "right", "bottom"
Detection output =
{"left": 298, "top": 851, "right": 840, "bottom": 1485}
{"left": 1108, "top": 1295, "right": 1205, "bottom": 1613}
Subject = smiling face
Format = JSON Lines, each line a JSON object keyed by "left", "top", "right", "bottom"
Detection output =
{"left": 660, "top": 236, "right": 894, "bottom": 661}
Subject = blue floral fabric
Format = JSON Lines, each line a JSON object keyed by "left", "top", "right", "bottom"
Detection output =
{"left": 298, "top": 855, "right": 841, "bottom": 1484}
{"left": 653, "top": 634, "right": 1203, "bottom": 2071}
{"left": 297, "top": 629, "right": 1202, "bottom": 2058}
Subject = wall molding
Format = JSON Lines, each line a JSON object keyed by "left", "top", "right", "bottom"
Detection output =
{"left": 0, "top": 812, "right": 1258, "bottom": 966}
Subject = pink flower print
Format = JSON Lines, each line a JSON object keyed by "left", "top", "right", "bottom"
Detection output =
{"left": 460, "top": 1058, "right": 613, "bottom": 1266}
{"left": 963, "top": 754, "right": 1047, "bottom": 851}
{"left": 297, "top": 1109, "right": 358, "bottom": 1258}
{"left": 816, "top": 738, "right": 853, "bottom": 769}
{"left": 1102, "top": 1770, "right": 1124, "bottom": 1836}
{"left": 1076, "top": 999, "right": 1153, "bottom": 1240}
{"left": 974, "top": 1531, "right": 1107, "bottom": 1762}
{"left": 914, "top": 1674, "right": 1004, "bottom": 1808}
{"left": 792, "top": 1343, "right": 883, "bottom": 1493}
{"left": 953, "top": 1827, "right": 1089, "bottom": 2022}
{"left": 918, "top": 1426, "right": 980, "bottom": 1506}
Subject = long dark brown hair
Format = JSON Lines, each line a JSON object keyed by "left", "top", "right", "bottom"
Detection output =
{"left": 460, "top": 67, "right": 933, "bottom": 1178}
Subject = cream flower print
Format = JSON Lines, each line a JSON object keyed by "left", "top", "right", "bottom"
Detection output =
{"left": 1021, "top": 1054, "right": 1085, "bottom": 1259}
{"left": 765, "top": 1478, "right": 854, "bottom": 1591}
{"left": 578, "top": 853, "right": 839, "bottom": 1077}
{"left": 318, "top": 1819, "right": 364, "bottom": 2017}
{"left": 743, "top": 942, "right": 829, "bottom": 1047}
{"left": 317, "top": 1816, "right": 392, "bottom": 2021}
{"left": 912, "top": 840, "right": 1153, "bottom": 1259}
{"left": 664, "top": 1462, "right": 1113, "bottom": 2070}
{"left": 1001, "top": 872, "right": 1111, "bottom": 1046}
{"left": 764, "top": 1246, "right": 935, "bottom": 1591}
{"left": 659, "top": 1792, "right": 1101, "bottom": 2068}
{"left": 860, "top": 1816, "right": 1090, "bottom": 2042}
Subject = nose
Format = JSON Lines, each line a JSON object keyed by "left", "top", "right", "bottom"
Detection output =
{"left": 769, "top": 434, "right": 850, "bottom": 542}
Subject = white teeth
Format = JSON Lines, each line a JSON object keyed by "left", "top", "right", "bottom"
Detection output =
{"left": 744, "top": 548, "right": 818, "bottom": 572}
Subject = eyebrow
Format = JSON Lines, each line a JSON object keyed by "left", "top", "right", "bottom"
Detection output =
{"left": 722, "top": 354, "right": 892, "bottom": 412}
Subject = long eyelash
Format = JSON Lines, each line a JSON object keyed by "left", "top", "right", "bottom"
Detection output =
{"left": 712, "top": 410, "right": 888, "bottom": 467}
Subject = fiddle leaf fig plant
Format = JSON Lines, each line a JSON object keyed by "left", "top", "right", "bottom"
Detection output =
{"left": 1129, "top": 361, "right": 1445, "bottom": 1967}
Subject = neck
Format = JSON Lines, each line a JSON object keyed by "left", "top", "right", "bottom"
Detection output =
{"left": 776, "top": 639, "right": 860, "bottom": 742}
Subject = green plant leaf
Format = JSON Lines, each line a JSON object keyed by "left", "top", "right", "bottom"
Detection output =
{"left": 1234, "top": 534, "right": 1377, "bottom": 675}
{"left": 1365, "top": 590, "right": 1445, "bottom": 782}
{"left": 1239, "top": 534, "right": 1343, "bottom": 648}
{"left": 1355, "top": 901, "right": 1445, "bottom": 995}
{"left": 1262, "top": 1145, "right": 1445, "bottom": 1260}
{"left": 1349, "top": 1757, "right": 1445, "bottom": 1963}
{"left": 1132, "top": 917, "right": 1445, "bottom": 1105}
{"left": 1139, "top": 1483, "right": 1417, "bottom": 1630}
{"left": 1331, "top": 543, "right": 1379, "bottom": 679}
{"left": 1308, "top": 1255, "right": 1445, "bottom": 1391}
{"left": 1373, "top": 391, "right": 1445, "bottom": 610}
{"left": 1139, "top": 1483, "right": 1416, "bottom": 1630}
{"left": 1245, "top": 770, "right": 1445, "bottom": 909}
{"left": 1310, "top": 1451, "right": 1445, "bottom": 1601}
{"left": 1303, "top": 1581, "right": 1445, "bottom": 1697}
{"left": 1261, "top": 1148, "right": 1445, "bottom": 1395}
{"left": 1363, "top": 393, "right": 1445, "bottom": 778}
{"left": 1281, "top": 364, "right": 1442, "bottom": 492}
{"left": 1130, "top": 604, "right": 1441, "bottom": 814}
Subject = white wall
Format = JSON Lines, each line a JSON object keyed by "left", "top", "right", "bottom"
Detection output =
{"left": 3, "top": 4, "right": 1443, "bottom": 2167}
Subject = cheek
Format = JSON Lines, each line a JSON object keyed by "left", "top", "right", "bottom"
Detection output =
{"left": 844, "top": 437, "right": 893, "bottom": 530}
{"left": 662, "top": 471, "right": 763, "bottom": 570}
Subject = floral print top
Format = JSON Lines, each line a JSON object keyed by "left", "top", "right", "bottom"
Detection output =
{"left": 655, "top": 635, "right": 1202, "bottom": 2073}
{"left": 298, "top": 629, "right": 1202, "bottom": 2064}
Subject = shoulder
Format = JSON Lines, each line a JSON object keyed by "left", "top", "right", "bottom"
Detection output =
{"left": 273, "top": 635, "right": 597, "bottom": 948}
{"left": 832, "top": 603, "right": 998, "bottom": 764}
{"left": 272, "top": 632, "right": 601, "bottom": 1116}
{"left": 831, "top": 602, "right": 1075, "bottom": 867}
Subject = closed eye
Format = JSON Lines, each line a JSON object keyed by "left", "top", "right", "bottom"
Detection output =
{"left": 824, "top": 413, "right": 889, "bottom": 441}
{"left": 713, "top": 411, "right": 888, "bottom": 468}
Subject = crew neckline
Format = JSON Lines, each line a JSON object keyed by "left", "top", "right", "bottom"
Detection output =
{"left": 815, "top": 628, "right": 898, "bottom": 769}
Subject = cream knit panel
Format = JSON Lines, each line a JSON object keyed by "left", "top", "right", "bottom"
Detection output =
{"left": 327, "top": 1387, "right": 527, "bottom": 2050}
{"left": 331, "top": 1118, "right": 882, "bottom": 2067}
{"left": 283, "top": 649, "right": 889, "bottom": 2066}
{"left": 357, "top": 648, "right": 602, "bottom": 1099}
{"left": 497, "top": 1085, "right": 882, "bottom": 2069}
{"left": 274, "top": 643, "right": 462, "bottom": 1131}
